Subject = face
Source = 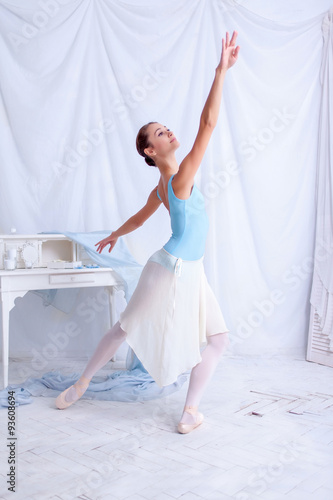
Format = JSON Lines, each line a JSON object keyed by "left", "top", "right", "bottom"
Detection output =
{"left": 144, "top": 123, "right": 180, "bottom": 161}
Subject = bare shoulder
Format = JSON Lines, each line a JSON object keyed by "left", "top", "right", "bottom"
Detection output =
{"left": 151, "top": 185, "right": 159, "bottom": 197}
{"left": 149, "top": 185, "right": 161, "bottom": 202}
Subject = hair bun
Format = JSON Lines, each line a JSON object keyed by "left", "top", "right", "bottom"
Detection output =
{"left": 144, "top": 155, "right": 156, "bottom": 167}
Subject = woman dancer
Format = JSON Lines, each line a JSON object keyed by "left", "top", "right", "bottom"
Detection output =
{"left": 56, "top": 31, "right": 240, "bottom": 434}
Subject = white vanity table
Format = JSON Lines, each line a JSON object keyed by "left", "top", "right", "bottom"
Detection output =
{"left": 0, "top": 234, "right": 124, "bottom": 389}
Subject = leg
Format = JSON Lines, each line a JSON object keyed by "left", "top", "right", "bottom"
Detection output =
{"left": 82, "top": 321, "right": 126, "bottom": 380}
{"left": 179, "top": 331, "right": 229, "bottom": 427}
{"left": 56, "top": 321, "right": 126, "bottom": 408}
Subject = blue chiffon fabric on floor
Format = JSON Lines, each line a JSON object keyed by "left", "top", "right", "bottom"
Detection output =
{"left": 0, "top": 231, "right": 188, "bottom": 408}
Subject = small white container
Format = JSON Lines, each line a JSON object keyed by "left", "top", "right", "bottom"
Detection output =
{"left": 7, "top": 249, "right": 17, "bottom": 260}
{"left": 4, "top": 259, "right": 16, "bottom": 270}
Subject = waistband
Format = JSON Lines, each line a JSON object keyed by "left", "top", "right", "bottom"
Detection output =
{"left": 148, "top": 248, "right": 204, "bottom": 277}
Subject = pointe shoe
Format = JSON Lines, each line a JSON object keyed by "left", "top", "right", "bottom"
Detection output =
{"left": 177, "top": 406, "right": 204, "bottom": 434}
{"left": 55, "top": 376, "right": 91, "bottom": 410}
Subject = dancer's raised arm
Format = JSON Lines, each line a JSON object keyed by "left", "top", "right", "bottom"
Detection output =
{"left": 173, "top": 31, "right": 240, "bottom": 198}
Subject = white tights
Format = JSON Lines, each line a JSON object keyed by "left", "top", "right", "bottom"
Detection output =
{"left": 180, "top": 332, "right": 229, "bottom": 424}
{"left": 64, "top": 321, "right": 126, "bottom": 403}
{"left": 82, "top": 321, "right": 126, "bottom": 380}
{"left": 65, "top": 322, "right": 230, "bottom": 422}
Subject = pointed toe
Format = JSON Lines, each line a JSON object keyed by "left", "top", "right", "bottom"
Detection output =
{"left": 55, "top": 387, "right": 73, "bottom": 410}
{"left": 55, "top": 376, "right": 90, "bottom": 410}
{"left": 177, "top": 407, "right": 204, "bottom": 434}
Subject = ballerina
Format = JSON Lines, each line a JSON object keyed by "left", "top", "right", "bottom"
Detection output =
{"left": 56, "top": 31, "right": 240, "bottom": 434}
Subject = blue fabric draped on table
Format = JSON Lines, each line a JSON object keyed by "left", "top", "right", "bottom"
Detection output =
{"left": 0, "top": 231, "right": 188, "bottom": 408}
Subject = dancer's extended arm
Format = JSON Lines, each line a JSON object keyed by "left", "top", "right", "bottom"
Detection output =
{"left": 95, "top": 187, "right": 161, "bottom": 253}
{"left": 173, "top": 31, "right": 240, "bottom": 198}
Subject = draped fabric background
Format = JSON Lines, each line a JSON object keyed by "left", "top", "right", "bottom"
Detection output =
{"left": 310, "top": 8, "right": 333, "bottom": 346}
{"left": 0, "top": 0, "right": 332, "bottom": 373}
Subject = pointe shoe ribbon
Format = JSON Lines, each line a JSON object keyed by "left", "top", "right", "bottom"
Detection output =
{"left": 55, "top": 376, "right": 91, "bottom": 410}
{"left": 177, "top": 406, "right": 204, "bottom": 434}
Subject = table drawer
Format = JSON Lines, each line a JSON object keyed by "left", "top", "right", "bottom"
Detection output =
{"left": 49, "top": 273, "right": 96, "bottom": 285}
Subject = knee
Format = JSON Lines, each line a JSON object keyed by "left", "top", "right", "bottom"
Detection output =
{"left": 113, "top": 321, "right": 127, "bottom": 340}
{"left": 219, "top": 331, "right": 230, "bottom": 353}
{"left": 209, "top": 331, "right": 230, "bottom": 355}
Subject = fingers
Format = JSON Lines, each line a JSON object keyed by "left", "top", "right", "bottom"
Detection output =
{"left": 230, "top": 30, "right": 238, "bottom": 45}
{"left": 95, "top": 239, "right": 105, "bottom": 248}
{"left": 95, "top": 241, "right": 106, "bottom": 254}
{"left": 96, "top": 242, "right": 114, "bottom": 254}
{"left": 223, "top": 30, "right": 238, "bottom": 48}
{"left": 95, "top": 235, "right": 116, "bottom": 254}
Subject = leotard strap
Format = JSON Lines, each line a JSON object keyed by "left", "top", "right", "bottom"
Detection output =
{"left": 156, "top": 187, "right": 162, "bottom": 201}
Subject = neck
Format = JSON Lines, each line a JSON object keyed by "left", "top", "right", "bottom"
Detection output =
{"left": 156, "top": 154, "right": 179, "bottom": 179}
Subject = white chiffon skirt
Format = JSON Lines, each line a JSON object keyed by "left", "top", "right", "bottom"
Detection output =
{"left": 119, "top": 248, "right": 229, "bottom": 387}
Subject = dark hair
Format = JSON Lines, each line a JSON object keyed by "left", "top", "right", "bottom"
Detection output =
{"left": 136, "top": 122, "right": 157, "bottom": 167}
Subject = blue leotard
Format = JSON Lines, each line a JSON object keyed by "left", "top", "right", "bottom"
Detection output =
{"left": 157, "top": 174, "right": 209, "bottom": 261}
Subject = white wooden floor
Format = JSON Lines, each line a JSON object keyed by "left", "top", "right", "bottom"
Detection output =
{"left": 1, "top": 354, "right": 333, "bottom": 500}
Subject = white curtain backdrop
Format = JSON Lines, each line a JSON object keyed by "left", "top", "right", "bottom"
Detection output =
{"left": 0, "top": 0, "right": 332, "bottom": 370}
{"left": 310, "top": 7, "right": 333, "bottom": 345}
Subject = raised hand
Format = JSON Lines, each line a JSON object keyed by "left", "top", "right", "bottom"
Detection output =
{"left": 217, "top": 30, "right": 240, "bottom": 71}
{"left": 95, "top": 233, "right": 118, "bottom": 254}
